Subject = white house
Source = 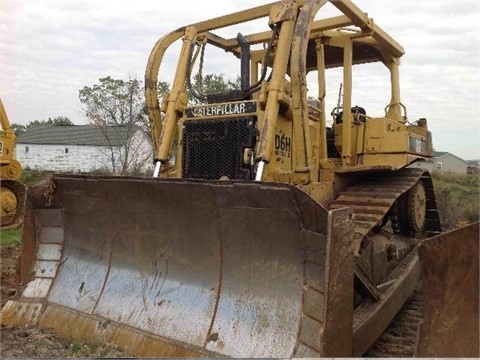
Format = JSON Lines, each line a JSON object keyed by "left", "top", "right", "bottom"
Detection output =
{"left": 409, "top": 151, "right": 469, "bottom": 175}
{"left": 15, "top": 125, "right": 153, "bottom": 174}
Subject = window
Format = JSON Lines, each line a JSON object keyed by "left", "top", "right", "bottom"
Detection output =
{"left": 436, "top": 162, "right": 443, "bottom": 170}
{"left": 25, "top": 146, "right": 29, "bottom": 153}
{"left": 65, "top": 148, "right": 69, "bottom": 154}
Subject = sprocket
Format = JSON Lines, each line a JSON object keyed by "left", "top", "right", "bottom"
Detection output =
{"left": 407, "top": 181, "right": 426, "bottom": 233}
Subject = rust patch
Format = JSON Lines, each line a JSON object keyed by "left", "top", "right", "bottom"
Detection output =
{"left": 36, "top": 304, "right": 209, "bottom": 357}
{"left": 321, "top": 207, "right": 354, "bottom": 356}
{"left": 43, "top": 176, "right": 56, "bottom": 207}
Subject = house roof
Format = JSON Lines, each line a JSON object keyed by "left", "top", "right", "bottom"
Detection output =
{"left": 434, "top": 151, "right": 449, "bottom": 158}
{"left": 17, "top": 125, "right": 144, "bottom": 147}
{"left": 434, "top": 151, "right": 468, "bottom": 163}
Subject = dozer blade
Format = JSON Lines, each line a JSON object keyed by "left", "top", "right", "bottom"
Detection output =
{"left": 415, "top": 221, "right": 479, "bottom": 357}
{"left": 1, "top": 174, "right": 355, "bottom": 357}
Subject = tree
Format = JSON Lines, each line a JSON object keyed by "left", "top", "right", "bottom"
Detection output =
{"left": 197, "top": 73, "right": 240, "bottom": 93}
{"left": 157, "top": 81, "right": 170, "bottom": 96}
{"left": 189, "top": 73, "right": 241, "bottom": 104}
{"left": 11, "top": 123, "right": 26, "bottom": 137}
{"left": 26, "top": 116, "right": 74, "bottom": 129}
{"left": 79, "top": 76, "right": 150, "bottom": 174}
{"left": 10, "top": 117, "right": 73, "bottom": 138}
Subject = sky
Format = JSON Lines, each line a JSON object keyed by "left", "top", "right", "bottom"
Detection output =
{"left": 1, "top": 0, "right": 479, "bottom": 160}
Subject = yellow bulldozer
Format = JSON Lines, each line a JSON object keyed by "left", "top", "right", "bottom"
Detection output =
{"left": 1, "top": 0, "right": 478, "bottom": 357}
{"left": 0, "top": 98, "right": 24, "bottom": 229}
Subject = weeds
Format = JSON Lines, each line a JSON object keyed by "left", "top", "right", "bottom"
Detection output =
{"left": 432, "top": 172, "right": 479, "bottom": 230}
{"left": 69, "top": 339, "right": 82, "bottom": 354}
{"left": 20, "top": 167, "right": 53, "bottom": 186}
{"left": 0, "top": 227, "right": 22, "bottom": 246}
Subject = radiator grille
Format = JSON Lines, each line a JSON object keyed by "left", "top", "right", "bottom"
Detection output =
{"left": 182, "top": 117, "right": 255, "bottom": 180}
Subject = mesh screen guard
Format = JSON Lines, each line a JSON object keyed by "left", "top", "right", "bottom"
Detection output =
{"left": 181, "top": 117, "right": 256, "bottom": 180}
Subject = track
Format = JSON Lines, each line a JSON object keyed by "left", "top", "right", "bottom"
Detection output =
{"left": 330, "top": 168, "right": 437, "bottom": 357}
{"left": 330, "top": 168, "right": 441, "bottom": 253}
{"left": 365, "top": 284, "right": 424, "bottom": 357}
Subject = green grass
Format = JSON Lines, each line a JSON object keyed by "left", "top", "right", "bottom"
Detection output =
{"left": 69, "top": 339, "right": 83, "bottom": 354}
{"left": 0, "top": 227, "right": 22, "bottom": 246}
{"left": 20, "top": 168, "right": 53, "bottom": 186}
{"left": 432, "top": 173, "right": 480, "bottom": 230}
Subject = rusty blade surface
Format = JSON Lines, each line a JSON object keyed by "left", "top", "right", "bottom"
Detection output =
{"left": 416, "top": 222, "right": 479, "bottom": 357}
{"left": 5, "top": 174, "right": 337, "bottom": 357}
{"left": 321, "top": 207, "right": 354, "bottom": 356}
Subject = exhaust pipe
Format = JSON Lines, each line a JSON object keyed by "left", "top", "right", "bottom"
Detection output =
{"left": 237, "top": 33, "right": 250, "bottom": 94}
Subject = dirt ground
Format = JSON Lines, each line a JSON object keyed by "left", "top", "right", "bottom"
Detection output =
{"left": 0, "top": 244, "right": 131, "bottom": 358}
{"left": 0, "top": 246, "right": 18, "bottom": 309}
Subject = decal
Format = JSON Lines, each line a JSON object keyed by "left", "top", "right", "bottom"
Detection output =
{"left": 185, "top": 101, "right": 256, "bottom": 118}
{"left": 409, "top": 135, "right": 427, "bottom": 154}
{"left": 274, "top": 134, "right": 291, "bottom": 157}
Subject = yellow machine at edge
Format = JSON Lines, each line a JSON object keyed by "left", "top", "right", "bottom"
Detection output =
{"left": 0, "top": 97, "right": 24, "bottom": 229}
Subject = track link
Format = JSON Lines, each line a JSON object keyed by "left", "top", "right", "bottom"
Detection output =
{"left": 365, "top": 284, "right": 424, "bottom": 357}
{"left": 330, "top": 168, "right": 441, "bottom": 252}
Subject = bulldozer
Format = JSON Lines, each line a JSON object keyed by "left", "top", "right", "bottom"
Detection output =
{"left": 0, "top": 97, "right": 24, "bottom": 229}
{"left": 4, "top": 0, "right": 473, "bottom": 357}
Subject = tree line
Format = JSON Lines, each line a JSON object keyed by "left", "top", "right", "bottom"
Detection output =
{"left": 12, "top": 116, "right": 74, "bottom": 137}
